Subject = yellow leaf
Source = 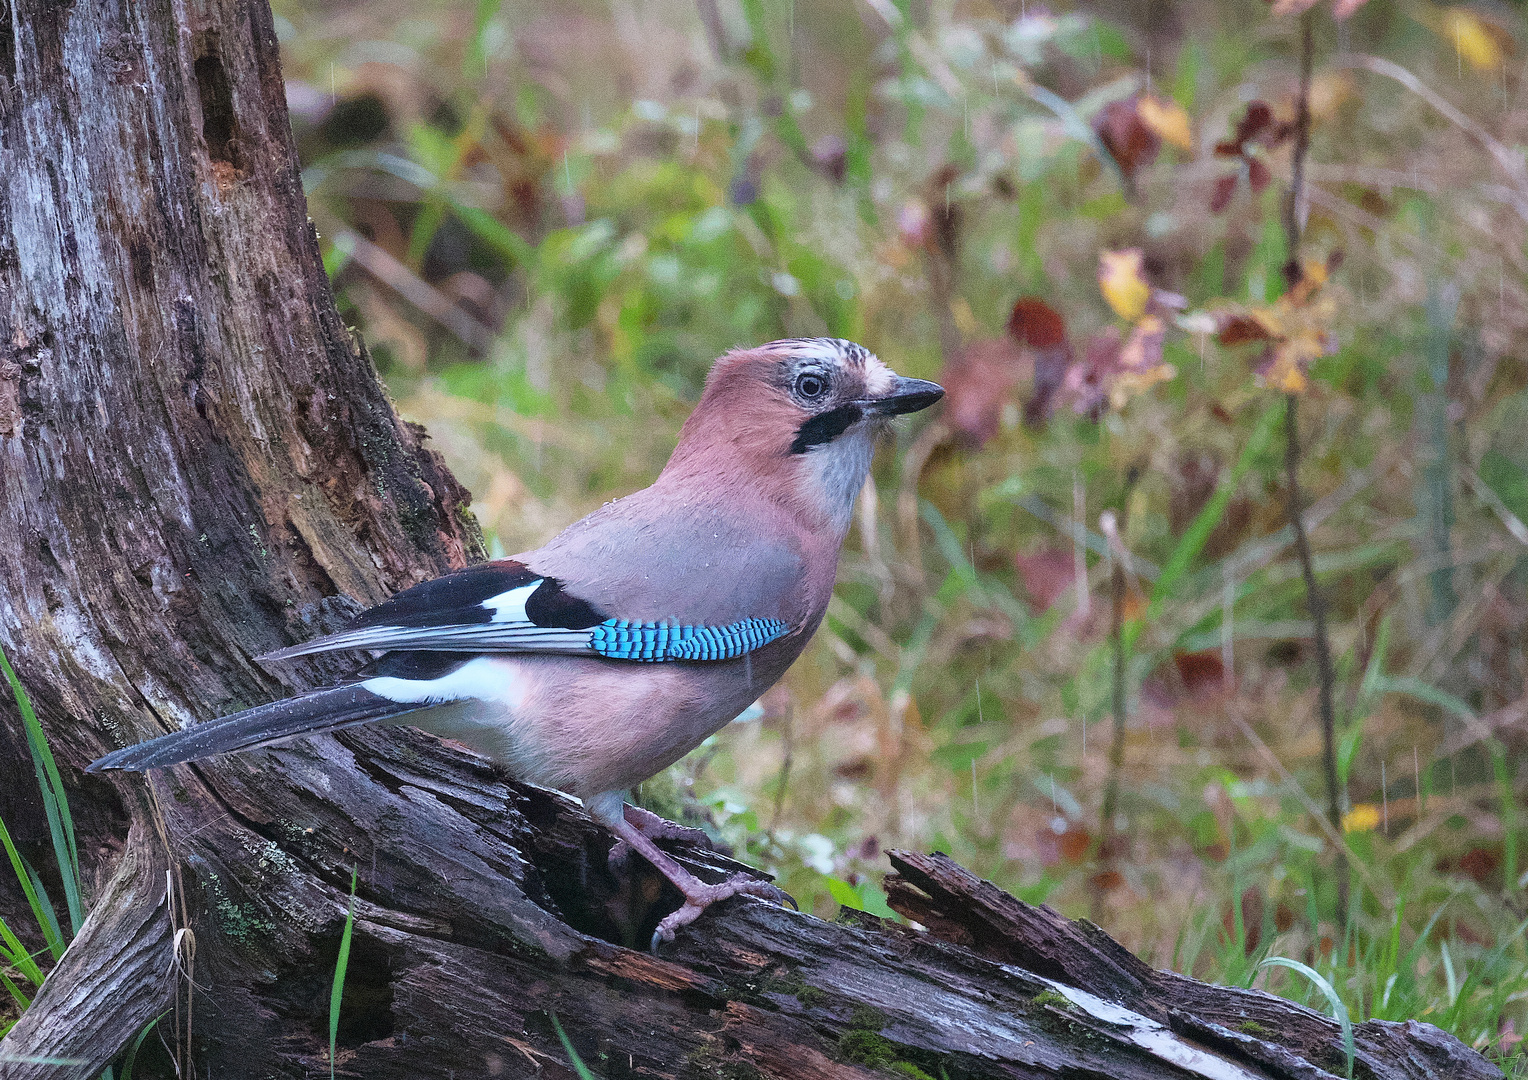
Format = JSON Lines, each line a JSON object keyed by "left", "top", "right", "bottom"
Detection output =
{"left": 1307, "top": 73, "right": 1354, "bottom": 122}
{"left": 1137, "top": 96, "right": 1193, "bottom": 152}
{"left": 1099, "top": 249, "right": 1150, "bottom": 321}
{"left": 1264, "top": 344, "right": 1309, "bottom": 394}
{"left": 1342, "top": 803, "right": 1382, "bottom": 833}
{"left": 950, "top": 297, "right": 980, "bottom": 338}
{"left": 1441, "top": 7, "right": 1506, "bottom": 72}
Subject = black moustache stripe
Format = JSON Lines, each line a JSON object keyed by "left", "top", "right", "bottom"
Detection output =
{"left": 790, "top": 404, "right": 863, "bottom": 454}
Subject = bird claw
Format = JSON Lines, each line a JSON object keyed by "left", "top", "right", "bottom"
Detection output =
{"left": 649, "top": 873, "right": 795, "bottom": 952}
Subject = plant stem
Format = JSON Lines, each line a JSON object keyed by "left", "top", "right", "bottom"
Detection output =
{"left": 1100, "top": 464, "right": 1144, "bottom": 852}
{"left": 1280, "top": 9, "right": 1349, "bottom": 930}
{"left": 1282, "top": 12, "right": 1315, "bottom": 289}
{"left": 1285, "top": 393, "right": 1348, "bottom": 926}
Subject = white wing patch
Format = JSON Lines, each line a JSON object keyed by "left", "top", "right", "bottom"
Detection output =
{"left": 481, "top": 582, "right": 541, "bottom": 623}
{"left": 362, "top": 656, "right": 530, "bottom": 708}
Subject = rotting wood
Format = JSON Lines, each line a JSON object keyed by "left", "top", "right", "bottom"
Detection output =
{"left": 0, "top": 2, "right": 1506, "bottom": 1078}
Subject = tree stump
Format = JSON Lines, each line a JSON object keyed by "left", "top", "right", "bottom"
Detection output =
{"left": 0, "top": 2, "right": 1504, "bottom": 1078}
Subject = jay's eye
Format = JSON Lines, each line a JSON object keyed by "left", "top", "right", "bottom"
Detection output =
{"left": 795, "top": 372, "right": 828, "bottom": 400}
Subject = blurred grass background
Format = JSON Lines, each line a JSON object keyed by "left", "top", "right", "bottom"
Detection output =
{"left": 270, "top": 0, "right": 1528, "bottom": 1064}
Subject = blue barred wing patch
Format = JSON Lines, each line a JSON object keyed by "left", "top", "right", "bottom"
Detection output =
{"left": 589, "top": 618, "right": 789, "bottom": 662}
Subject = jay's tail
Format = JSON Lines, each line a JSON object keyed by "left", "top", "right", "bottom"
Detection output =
{"left": 87, "top": 684, "right": 421, "bottom": 773}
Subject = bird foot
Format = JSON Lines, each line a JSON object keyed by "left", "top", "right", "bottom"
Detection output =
{"left": 650, "top": 873, "right": 796, "bottom": 951}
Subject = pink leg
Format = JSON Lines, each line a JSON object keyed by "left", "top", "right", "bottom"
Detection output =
{"left": 623, "top": 803, "right": 713, "bottom": 847}
{"left": 605, "top": 804, "right": 715, "bottom": 869}
{"left": 588, "top": 795, "right": 791, "bottom": 949}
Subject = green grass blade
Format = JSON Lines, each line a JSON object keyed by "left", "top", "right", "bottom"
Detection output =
{"left": 1260, "top": 956, "right": 1353, "bottom": 1078}
{"left": 330, "top": 870, "right": 358, "bottom": 1080}
{"left": 0, "top": 912, "right": 45, "bottom": 987}
{"left": 20, "top": 857, "right": 63, "bottom": 951}
{"left": 1152, "top": 402, "right": 1281, "bottom": 609}
{"left": 1442, "top": 914, "right": 1528, "bottom": 1033}
{"left": 0, "top": 809, "right": 63, "bottom": 962}
{"left": 0, "top": 969, "right": 32, "bottom": 1012}
{"left": 118, "top": 1012, "right": 164, "bottom": 1080}
{"left": 1368, "top": 675, "right": 1475, "bottom": 722}
{"left": 453, "top": 204, "right": 538, "bottom": 272}
{"left": 549, "top": 1012, "right": 599, "bottom": 1080}
{"left": 0, "top": 646, "right": 83, "bottom": 935}
{"left": 1126, "top": 401, "right": 1281, "bottom": 651}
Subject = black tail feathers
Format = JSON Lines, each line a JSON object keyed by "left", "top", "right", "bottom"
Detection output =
{"left": 88, "top": 684, "right": 420, "bottom": 773}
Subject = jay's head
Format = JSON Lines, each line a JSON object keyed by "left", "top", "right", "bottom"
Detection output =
{"left": 663, "top": 338, "right": 944, "bottom": 530}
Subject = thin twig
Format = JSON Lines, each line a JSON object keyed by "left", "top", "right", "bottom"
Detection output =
{"left": 1099, "top": 464, "right": 1144, "bottom": 855}
{"left": 1286, "top": 395, "right": 1347, "bottom": 926}
{"left": 1284, "top": 12, "right": 1349, "bottom": 929}
{"left": 1282, "top": 13, "right": 1315, "bottom": 288}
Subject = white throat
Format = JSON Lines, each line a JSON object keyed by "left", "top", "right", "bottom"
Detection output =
{"left": 803, "top": 423, "right": 877, "bottom": 535}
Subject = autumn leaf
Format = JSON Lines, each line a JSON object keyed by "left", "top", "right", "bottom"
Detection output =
{"left": 1093, "top": 98, "right": 1160, "bottom": 179}
{"left": 1210, "top": 101, "right": 1291, "bottom": 213}
{"left": 1137, "top": 95, "right": 1193, "bottom": 152}
{"left": 1439, "top": 7, "right": 1510, "bottom": 72}
{"left": 1099, "top": 249, "right": 1150, "bottom": 321}
{"left": 1210, "top": 173, "right": 1238, "bottom": 213}
{"left": 1214, "top": 254, "right": 1341, "bottom": 394}
{"left": 1216, "top": 314, "right": 1274, "bottom": 347}
{"left": 1342, "top": 804, "right": 1381, "bottom": 833}
{"left": 1119, "top": 314, "right": 1167, "bottom": 372}
{"left": 1008, "top": 297, "right": 1073, "bottom": 427}
{"left": 1248, "top": 157, "right": 1271, "bottom": 194}
{"left": 939, "top": 338, "right": 1029, "bottom": 448}
{"left": 1064, "top": 328, "right": 1122, "bottom": 421}
{"left": 1007, "top": 296, "right": 1067, "bottom": 348}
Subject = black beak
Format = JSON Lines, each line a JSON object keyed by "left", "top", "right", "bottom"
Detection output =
{"left": 860, "top": 376, "right": 945, "bottom": 417}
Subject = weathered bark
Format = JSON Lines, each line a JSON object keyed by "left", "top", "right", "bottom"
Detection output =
{"left": 0, "top": 2, "right": 1504, "bottom": 1079}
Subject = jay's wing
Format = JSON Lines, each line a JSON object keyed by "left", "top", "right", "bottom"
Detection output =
{"left": 259, "top": 559, "right": 792, "bottom": 664}
{"left": 263, "top": 486, "right": 814, "bottom": 664}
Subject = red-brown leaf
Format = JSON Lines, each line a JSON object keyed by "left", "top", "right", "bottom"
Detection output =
{"left": 1216, "top": 314, "right": 1272, "bottom": 346}
{"left": 1248, "top": 157, "right": 1271, "bottom": 193}
{"left": 1093, "top": 97, "right": 1160, "bottom": 179}
{"left": 1210, "top": 173, "right": 1238, "bottom": 213}
{"left": 1233, "top": 101, "right": 1274, "bottom": 148}
{"left": 1007, "top": 297, "right": 1068, "bottom": 349}
{"left": 1174, "top": 650, "right": 1227, "bottom": 697}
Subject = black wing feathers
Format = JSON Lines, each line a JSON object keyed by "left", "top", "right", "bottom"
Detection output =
{"left": 87, "top": 684, "right": 421, "bottom": 772}
{"left": 358, "top": 651, "right": 478, "bottom": 681}
{"left": 350, "top": 560, "right": 540, "bottom": 629}
{"left": 257, "top": 560, "right": 612, "bottom": 662}
{"left": 523, "top": 576, "right": 606, "bottom": 629}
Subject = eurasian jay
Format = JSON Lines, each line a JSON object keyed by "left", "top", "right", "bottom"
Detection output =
{"left": 90, "top": 338, "right": 943, "bottom": 944}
